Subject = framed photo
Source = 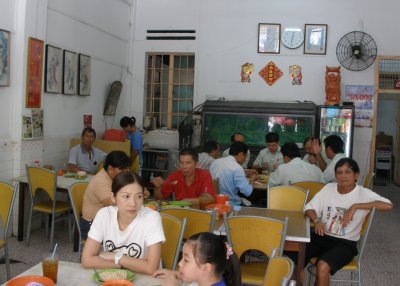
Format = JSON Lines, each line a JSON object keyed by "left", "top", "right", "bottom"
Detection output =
{"left": 258, "top": 23, "right": 281, "bottom": 54}
{"left": 44, "top": 45, "right": 62, "bottom": 93}
{"left": 0, "top": 29, "right": 10, "bottom": 86}
{"left": 63, "top": 50, "right": 78, "bottom": 95}
{"left": 304, "top": 24, "right": 328, "bottom": 55}
{"left": 26, "top": 37, "right": 44, "bottom": 108}
{"left": 78, "top": 54, "right": 91, "bottom": 96}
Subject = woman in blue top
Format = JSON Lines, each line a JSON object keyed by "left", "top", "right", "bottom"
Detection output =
{"left": 153, "top": 232, "right": 241, "bottom": 286}
{"left": 120, "top": 116, "right": 143, "bottom": 175}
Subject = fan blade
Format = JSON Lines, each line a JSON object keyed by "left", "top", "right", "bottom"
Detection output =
{"left": 358, "top": 31, "right": 365, "bottom": 46}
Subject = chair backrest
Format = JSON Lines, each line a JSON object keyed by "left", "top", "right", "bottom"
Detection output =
{"left": 26, "top": 166, "right": 57, "bottom": 201}
{"left": 224, "top": 215, "right": 288, "bottom": 258}
{"left": 267, "top": 186, "right": 309, "bottom": 211}
{"left": 357, "top": 208, "right": 375, "bottom": 262}
{"left": 160, "top": 213, "right": 187, "bottom": 270}
{"left": 263, "top": 255, "right": 294, "bottom": 286}
{"left": 160, "top": 208, "right": 216, "bottom": 240}
{"left": 363, "top": 172, "right": 375, "bottom": 189}
{"left": 0, "top": 182, "right": 17, "bottom": 239}
{"left": 68, "top": 182, "right": 89, "bottom": 223}
{"left": 291, "top": 181, "right": 325, "bottom": 203}
{"left": 69, "top": 138, "right": 130, "bottom": 156}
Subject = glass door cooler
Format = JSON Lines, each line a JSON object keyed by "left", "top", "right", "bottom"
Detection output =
{"left": 317, "top": 105, "right": 355, "bottom": 158}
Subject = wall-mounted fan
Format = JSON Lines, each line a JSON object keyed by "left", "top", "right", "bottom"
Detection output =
{"left": 336, "top": 31, "right": 377, "bottom": 71}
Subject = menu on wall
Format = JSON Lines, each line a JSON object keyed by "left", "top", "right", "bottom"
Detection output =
{"left": 344, "top": 85, "right": 374, "bottom": 128}
{"left": 22, "top": 109, "right": 43, "bottom": 140}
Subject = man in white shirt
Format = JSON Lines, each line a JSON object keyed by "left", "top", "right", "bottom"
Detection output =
{"left": 303, "top": 137, "right": 330, "bottom": 167}
{"left": 252, "top": 132, "right": 283, "bottom": 173}
{"left": 222, "top": 132, "right": 250, "bottom": 169}
{"left": 198, "top": 140, "right": 220, "bottom": 170}
{"left": 312, "top": 134, "right": 346, "bottom": 183}
{"left": 269, "top": 142, "right": 325, "bottom": 186}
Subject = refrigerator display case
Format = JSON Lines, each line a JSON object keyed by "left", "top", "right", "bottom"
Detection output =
{"left": 316, "top": 105, "right": 355, "bottom": 158}
{"left": 201, "top": 100, "right": 317, "bottom": 152}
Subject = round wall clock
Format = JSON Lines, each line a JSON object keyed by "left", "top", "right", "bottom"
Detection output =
{"left": 281, "top": 26, "right": 304, "bottom": 49}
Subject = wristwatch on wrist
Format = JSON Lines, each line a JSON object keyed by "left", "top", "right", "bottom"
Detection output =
{"left": 313, "top": 218, "right": 321, "bottom": 224}
{"left": 114, "top": 252, "right": 124, "bottom": 265}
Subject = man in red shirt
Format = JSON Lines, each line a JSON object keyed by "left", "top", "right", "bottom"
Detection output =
{"left": 153, "top": 148, "right": 215, "bottom": 201}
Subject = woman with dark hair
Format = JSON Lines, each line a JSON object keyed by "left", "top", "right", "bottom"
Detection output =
{"left": 120, "top": 116, "right": 143, "bottom": 175}
{"left": 153, "top": 232, "right": 241, "bottom": 286}
{"left": 304, "top": 158, "right": 393, "bottom": 285}
{"left": 82, "top": 171, "right": 165, "bottom": 274}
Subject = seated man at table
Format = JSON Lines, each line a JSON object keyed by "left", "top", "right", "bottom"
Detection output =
{"left": 222, "top": 132, "right": 251, "bottom": 169}
{"left": 210, "top": 141, "right": 257, "bottom": 206}
{"left": 81, "top": 151, "right": 130, "bottom": 239}
{"left": 252, "top": 132, "right": 283, "bottom": 173}
{"left": 198, "top": 140, "right": 220, "bottom": 170}
{"left": 304, "top": 158, "right": 392, "bottom": 286}
{"left": 152, "top": 148, "right": 215, "bottom": 202}
{"left": 68, "top": 127, "right": 107, "bottom": 174}
{"left": 312, "top": 134, "right": 346, "bottom": 183}
{"left": 303, "top": 137, "right": 331, "bottom": 167}
{"left": 269, "top": 142, "right": 325, "bottom": 186}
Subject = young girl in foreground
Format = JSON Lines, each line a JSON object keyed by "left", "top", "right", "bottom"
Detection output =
{"left": 81, "top": 171, "right": 165, "bottom": 274}
{"left": 153, "top": 232, "right": 240, "bottom": 286}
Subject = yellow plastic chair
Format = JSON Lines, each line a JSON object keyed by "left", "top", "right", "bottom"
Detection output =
{"left": 307, "top": 208, "right": 376, "bottom": 286}
{"left": 0, "top": 182, "right": 17, "bottom": 280}
{"left": 224, "top": 215, "right": 288, "bottom": 285}
{"left": 68, "top": 182, "right": 89, "bottom": 255}
{"left": 267, "top": 185, "right": 309, "bottom": 211}
{"left": 160, "top": 213, "right": 187, "bottom": 270}
{"left": 291, "top": 181, "right": 325, "bottom": 203}
{"left": 26, "top": 166, "right": 71, "bottom": 251}
{"left": 263, "top": 255, "right": 294, "bottom": 286}
{"left": 160, "top": 208, "right": 216, "bottom": 240}
{"left": 96, "top": 161, "right": 104, "bottom": 174}
{"left": 363, "top": 172, "right": 375, "bottom": 189}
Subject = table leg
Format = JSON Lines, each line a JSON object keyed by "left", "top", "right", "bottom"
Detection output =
{"left": 73, "top": 221, "right": 79, "bottom": 252}
{"left": 296, "top": 242, "right": 306, "bottom": 286}
{"left": 18, "top": 182, "right": 26, "bottom": 241}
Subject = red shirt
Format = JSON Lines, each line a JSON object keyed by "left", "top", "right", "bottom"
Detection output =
{"left": 161, "top": 169, "right": 215, "bottom": 200}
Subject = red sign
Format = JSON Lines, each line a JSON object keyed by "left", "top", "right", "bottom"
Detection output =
{"left": 259, "top": 61, "right": 283, "bottom": 86}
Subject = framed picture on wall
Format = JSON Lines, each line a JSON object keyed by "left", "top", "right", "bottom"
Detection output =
{"left": 258, "top": 23, "right": 281, "bottom": 54}
{"left": 0, "top": 29, "right": 10, "bottom": 86}
{"left": 78, "top": 54, "right": 91, "bottom": 96}
{"left": 44, "top": 45, "right": 62, "bottom": 93}
{"left": 63, "top": 50, "right": 78, "bottom": 95}
{"left": 26, "top": 37, "right": 44, "bottom": 108}
{"left": 304, "top": 24, "right": 328, "bottom": 55}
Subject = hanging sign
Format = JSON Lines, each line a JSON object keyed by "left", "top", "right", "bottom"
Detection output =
{"left": 259, "top": 61, "right": 283, "bottom": 86}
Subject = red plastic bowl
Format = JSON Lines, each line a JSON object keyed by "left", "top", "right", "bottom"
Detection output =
{"left": 7, "top": 276, "right": 54, "bottom": 286}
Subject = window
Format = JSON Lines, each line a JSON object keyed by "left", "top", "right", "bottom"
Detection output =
{"left": 145, "top": 53, "right": 195, "bottom": 129}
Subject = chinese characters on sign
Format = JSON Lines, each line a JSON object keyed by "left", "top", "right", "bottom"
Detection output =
{"left": 344, "top": 85, "right": 374, "bottom": 128}
{"left": 259, "top": 61, "right": 283, "bottom": 86}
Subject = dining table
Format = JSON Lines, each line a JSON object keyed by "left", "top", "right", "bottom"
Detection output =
{"left": 215, "top": 207, "right": 310, "bottom": 286}
{"left": 11, "top": 174, "right": 93, "bottom": 243}
{"left": 1, "top": 261, "right": 161, "bottom": 286}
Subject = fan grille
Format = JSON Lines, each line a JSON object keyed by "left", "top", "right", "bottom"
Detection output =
{"left": 336, "top": 31, "right": 377, "bottom": 71}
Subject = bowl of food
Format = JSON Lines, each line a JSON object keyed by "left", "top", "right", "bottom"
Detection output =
{"left": 76, "top": 170, "right": 87, "bottom": 179}
{"left": 93, "top": 269, "right": 135, "bottom": 284}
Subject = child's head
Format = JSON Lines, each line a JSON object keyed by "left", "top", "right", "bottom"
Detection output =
{"left": 178, "top": 232, "right": 240, "bottom": 285}
{"left": 265, "top": 132, "right": 279, "bottom": 154}
{"left": 120, "top": 116, "right": 136, "bottom": 132}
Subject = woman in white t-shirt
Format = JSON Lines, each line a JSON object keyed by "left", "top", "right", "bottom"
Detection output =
{"left": 81, "top": 171, "right": 165, "bottom": 274}
{"left": 304, "top": 158, "right": 393, "bottom": 285}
